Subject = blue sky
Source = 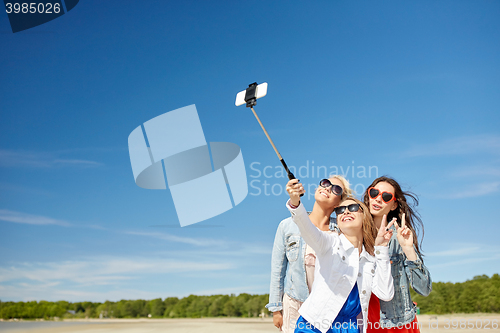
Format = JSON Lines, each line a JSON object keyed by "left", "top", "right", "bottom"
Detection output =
{"left": 1, "top": 0, "right": 499, "bottom": 302}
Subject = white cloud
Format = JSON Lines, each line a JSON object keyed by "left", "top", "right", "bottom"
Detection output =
{"left": 0, "top": 209, "right": 111, "bottom": 231}
{"left": 426, "top": 244, "right": 500, "bottom": 268}
{"left": 0, "top": 251, "right": 271, "bottom": 301}
{"left": 426, "top": 246, "right": 481, "bottom": 257}
{"left": 0, "top": 256, "right": 232, "bottom": 286}
{"left": 53, "top": 159, "right": 101, "bottom": 166}
{"left": 0, "top": 209, "right": 72, "bottom": 226}
{"left": 404, "top": 134, "right": 500, "bottom": 157}
{"left": 122, "top": 231, "right": 222, "bottom": 247}
{"left": 0, "top": 253, "right": 272, "bottom": 301}
{"left": 422, "top": 243, "right": 500, "bottom": 283}
{"left": 0, "top": 149, "right": 102, "bottom": 168}
{"left": 0, "top": 183, "right": 53, "bottom": 196}
{"left": 0, "top": 210, "right": 257, "bottom": 250}
{"left": 449, "top": 166, "right": 500, "bottom": 178}
{"left": 444, "top": 181, "right": 500, "bottom": 199}
{"left": 121, "top": 232, "right": 273, "bottom": 253}
{"left": 195, "top": 284, "right": 270, "bottom": 296}
{"left": 0, "top": 283, "right": 163, "bottom": 303}
{"left": 427, "top": 254, "right": 500, "bottom": 269}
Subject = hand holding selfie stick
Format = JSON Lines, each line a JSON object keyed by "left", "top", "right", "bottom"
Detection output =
{"left": 235, "top": 82, "right": 303, "bottom": 196}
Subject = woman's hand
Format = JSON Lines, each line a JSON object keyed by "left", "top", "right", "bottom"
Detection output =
{"left": 374, "top": 214, "right": 395, "bottom": 247}
{"left": 286, "top": 179, "right": 304, "bottom": 207}
{"left": 395, "top": 213, "right": 418, "bottom": 261}
{"left": 273, "top": 311, "right": 283, "bottom": 330}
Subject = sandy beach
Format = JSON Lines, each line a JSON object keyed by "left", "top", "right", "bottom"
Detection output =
{"left": 1, "top": 314, "right": 498, "bottom": 333}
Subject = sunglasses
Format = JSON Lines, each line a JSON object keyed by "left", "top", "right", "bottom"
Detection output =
{"left": 334, "top": 203, "right": 362, "bottom": 216}
{"left": 319, "top": 179, "right": 343, "bottom": 196}
{"left": 368, "top": 187, "right": 396, "bottom": 203}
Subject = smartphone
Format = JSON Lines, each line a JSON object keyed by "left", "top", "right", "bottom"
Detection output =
{"left": 235, "top": 82, "right": 268, "bottom": 106}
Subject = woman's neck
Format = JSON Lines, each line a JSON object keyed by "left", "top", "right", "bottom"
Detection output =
{"left": 342, "top": 232, "right": 364, "bottom": 255}
{"left": 373, "top": 215, "right": 383, "bottom": 231}
{"left": 309, "top": 202, "right": 334, "bottom": 231}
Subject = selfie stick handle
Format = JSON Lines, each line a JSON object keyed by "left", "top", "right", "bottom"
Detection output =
{"left": 244, "top": 83, "right": 302, "bottom": 196}
{"left": 250, "top": 107, "right": 296, "bottom": 181}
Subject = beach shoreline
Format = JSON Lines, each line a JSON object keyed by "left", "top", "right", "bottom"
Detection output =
{"left": 1, "top": 314, "right": 498, "bottom": 333}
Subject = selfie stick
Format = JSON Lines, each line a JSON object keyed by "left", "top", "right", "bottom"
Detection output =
{"left": 242, "top": 83, "right": 297, "bottom": 182}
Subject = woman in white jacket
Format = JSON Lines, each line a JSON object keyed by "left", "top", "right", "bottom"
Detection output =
{"left": 286, "top": 179, "right": 395, "bottom": 333}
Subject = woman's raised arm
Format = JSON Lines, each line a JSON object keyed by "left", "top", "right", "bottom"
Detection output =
{"left": 286, "top": 179, "right": 337, "bottom": 255}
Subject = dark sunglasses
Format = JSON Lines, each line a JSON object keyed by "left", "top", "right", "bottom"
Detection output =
{"left": 368, "top": 187, "right": 396, "bottom": 203}
{"left": 319, "top": 179, "right": 343, "bottom": 196}
{"left": 334, "top": 203, "right": 362, "bottom": 216}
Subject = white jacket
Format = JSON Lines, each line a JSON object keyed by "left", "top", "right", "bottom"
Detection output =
{"left": 287, "top": 202, "right": 394, "bottom": 333}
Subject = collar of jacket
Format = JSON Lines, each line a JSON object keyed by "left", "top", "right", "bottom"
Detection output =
{"left": 338, "top": 233, "right": 375, "bottom": 263}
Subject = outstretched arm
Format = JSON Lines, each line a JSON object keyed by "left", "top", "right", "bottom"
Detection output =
{"left": 286, "top": 179, "right": 336, "bottom": 255}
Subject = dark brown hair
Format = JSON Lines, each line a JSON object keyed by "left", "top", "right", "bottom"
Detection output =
{"left": 363, "top": 176, "right": 424, "bottom": 255}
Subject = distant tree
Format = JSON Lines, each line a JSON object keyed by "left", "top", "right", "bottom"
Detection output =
{"left": 245, "top": 297, "right": 262, "bottom": 317}
{"left": 114, "top": 300, "right": 128, "bottom": 318}
{"left": 208, "top": 295, "right": 228, "bottom": 317}
{"left": 223, "top": 298, "right": 237, "bottom": 317}
{"left": 163, "top": 297, "right": 179, "bottom": 318}
{"left": 149, "top": 298, "right": 165, "bottom": 317}
{"left": 1, "top": 276, "right": 499, "bottom": 319}
{"left": 410, "top": 274, "right": 500, "bottom": 314}
{"left": 168, "top": 294, "right": 196, "bottom": 318}
{"left": 458, "top": 280, "right": 482, "bottom": 312}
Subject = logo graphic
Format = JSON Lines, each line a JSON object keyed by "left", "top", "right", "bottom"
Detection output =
{"left": 128, "top": 105, "right": 248, "bottom": 227}
{"left": 4, "top": 0, "right": 79, "bottom": 33}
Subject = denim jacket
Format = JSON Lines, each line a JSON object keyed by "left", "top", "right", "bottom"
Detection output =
{"left": 379, "top": 226, "right": 432, "bottom": 328}
{"left": 266, "top": 215, "right": 337, "bottom": 312}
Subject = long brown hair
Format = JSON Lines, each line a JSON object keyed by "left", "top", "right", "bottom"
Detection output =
{"left": 339, "top": 197, "right": 377, "bottom": 256}
{"left": 363, "top": 176, "right": 424, "bottom": 256}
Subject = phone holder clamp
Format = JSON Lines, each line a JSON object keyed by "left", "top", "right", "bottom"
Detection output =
{"left": 244, "top": 82, "right": 258, "bottom": 108}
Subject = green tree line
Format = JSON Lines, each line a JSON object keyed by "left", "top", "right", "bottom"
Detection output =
{"left": 1, "top": 274, "right": 499, "bottom": 319}
{"left": 0, "top": 293, "right": 269, "bottom": 320}
{"left": 411, "top": 274, "right": 500, "bottom": 314}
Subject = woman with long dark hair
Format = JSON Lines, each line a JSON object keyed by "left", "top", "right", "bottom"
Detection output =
{"left": 363, "top": 176, "right": 432, "bottom": 333}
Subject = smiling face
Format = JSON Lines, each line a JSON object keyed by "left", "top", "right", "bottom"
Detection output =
{"left": 314, "top": 177, "right": 344, "bottom": 209}
{"left": 368, "top": 181, "right": 398, "bottom": 218}
{"left": 336, "top": 199, "right": 364, "bottom": 234}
